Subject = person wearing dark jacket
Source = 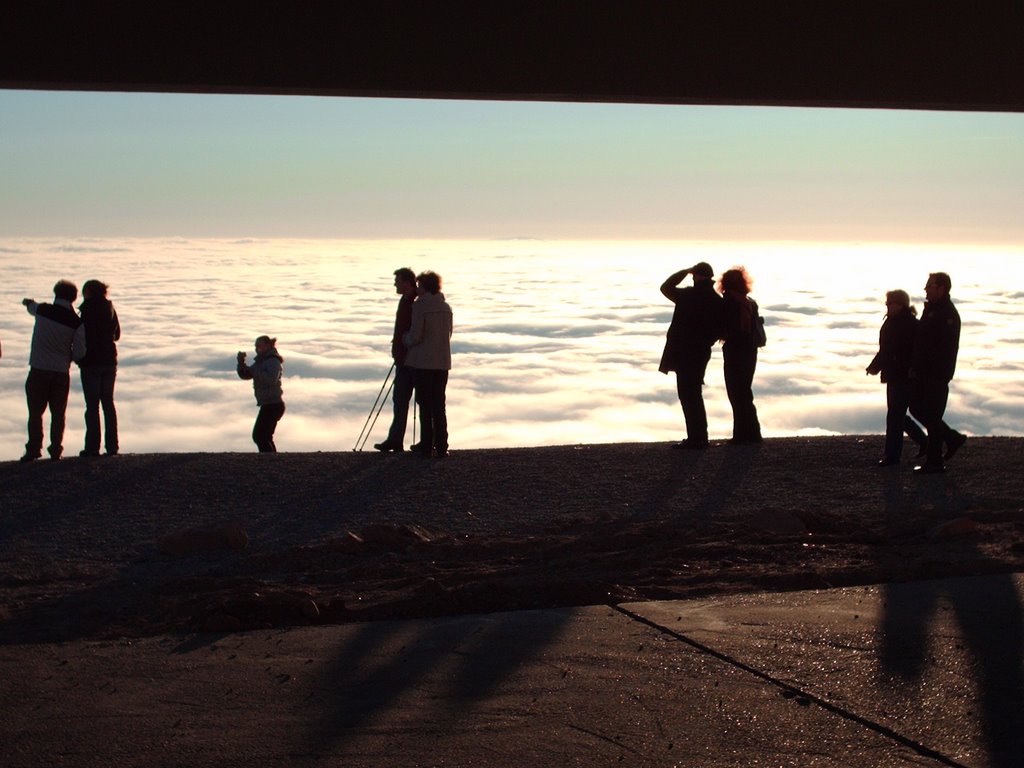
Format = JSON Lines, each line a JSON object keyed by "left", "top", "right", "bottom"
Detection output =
{"left": 77, "top": 280, "right": 121, "bottom": 457}
{"left": 21, "top": 280, "right": 87, "bottom": 461}
{"left": 237, "top": 335, "right": 285, "bottom": 452}
{"left": 909, "top": 272, "right": 967, "bottom": 474}
{"left": 375, "top": 267, "right": 417, "bottom": 452}
{"left": 718, "top": 267, "right": 762, "bottom": 444}
{"left": 659, "top": 262, "right": 724, "bottom": 449}
{"left": 866, "top": 289, "right": 926, "bottom": 466}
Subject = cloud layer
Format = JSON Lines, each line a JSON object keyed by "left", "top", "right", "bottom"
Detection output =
{"left": 0, "top": 237, "right": 1020, "bottom": 460}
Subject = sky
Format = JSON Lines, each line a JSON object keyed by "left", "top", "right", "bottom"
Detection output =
{"left": 2, "top": 90, "right": 1023, "bottom": 242}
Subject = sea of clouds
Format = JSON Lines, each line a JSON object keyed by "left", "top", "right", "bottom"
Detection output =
{"left": 0, "top": 237, "right": 1021, "bottom": 461}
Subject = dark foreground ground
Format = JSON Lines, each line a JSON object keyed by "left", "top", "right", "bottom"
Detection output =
{"left": 2, "top": 436, "right": 1023, "bottom": 643}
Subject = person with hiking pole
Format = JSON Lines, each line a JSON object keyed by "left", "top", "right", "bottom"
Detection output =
{"left": 374, "top": 267, "right": 417, "bottom": 452}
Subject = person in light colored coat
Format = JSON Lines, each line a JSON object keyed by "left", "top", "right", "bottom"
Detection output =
{"left": 237, "top": 335, "right": 285, "bottom": 453}
{"left": 21, "top": 280, "right": 87, "bottom": 461}
{"left": 403, "top": 271, "right": 453, "bottom": 457}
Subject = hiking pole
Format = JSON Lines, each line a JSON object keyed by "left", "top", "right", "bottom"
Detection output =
{"left": 361, "top": 377, "right": 394, "bottom": 452}
{"left": 354, "top": 363, "right": 394, "bottom": 451}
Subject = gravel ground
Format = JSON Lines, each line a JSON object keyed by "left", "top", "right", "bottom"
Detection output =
{"left": 2, "top": 436, "right": 1022, "bottom": 641}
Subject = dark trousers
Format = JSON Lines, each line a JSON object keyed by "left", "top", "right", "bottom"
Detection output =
{"left": 910, "top": 379, "right": 957, "bottom": 466}
{"left": 723, "top": 345, "right": 761, "bottom": 441}
{"left": 385, "top": 364, "right": 415, "bottom": 447}
{"left": 675, "top": 347, "right": 712, "bottom": 443}
{"left": 81, "top": 365, "right": 118, "bottom": 454}
{"left": 413, "top": 369, "right": 448, "bottom": 454}
{"left": 884, "top": 379, "right": 926, "bottom": 461}
{"left": 25, "top": 368, "right": 70, "bottom": 458}
{"left": 253, "top": 402, "right": 285, "bottom": 452}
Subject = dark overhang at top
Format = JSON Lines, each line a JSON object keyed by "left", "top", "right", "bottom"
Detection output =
{"left": 2, "top": 2, "right": 1022, "bottom": 112}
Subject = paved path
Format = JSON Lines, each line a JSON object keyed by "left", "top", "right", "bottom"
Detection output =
{"left": 4, "top": 573, "right": 1022, "bottom": 767}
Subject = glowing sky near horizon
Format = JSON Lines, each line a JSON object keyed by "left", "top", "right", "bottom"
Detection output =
{"left": 2, "top": 90, "right": 1023, "bottom": 242}
{"left": 0, "top": 237, "right": 1022, "bottom": 461}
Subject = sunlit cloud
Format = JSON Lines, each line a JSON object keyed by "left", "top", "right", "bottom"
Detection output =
{"left": 0, "top": 237, "right": 1022, "bottom": 460}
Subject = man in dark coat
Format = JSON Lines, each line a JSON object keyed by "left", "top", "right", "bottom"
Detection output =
{"left": 374, "top": 267, "right": 417, "bottom": 452}
{"left": 910, "top": 271, "right": 967, "bottom": 474}
{"left": 659, "top": 262, "right": 724, "bottom": 449}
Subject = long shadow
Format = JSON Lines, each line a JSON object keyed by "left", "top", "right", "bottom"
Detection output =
{"left": 301, "top": 608, "right": 572, "bottom": 753}
{"left": 0, "top": 451, "right": 446, "bottom": 644}
{"left": 879, "top": 469, "right": 1024, "bottom": 767}
{"left": 628, "top": 441, "right": 762, "bottom": 527}
{"left": 298, "top": 442, "right": 764, "bottom": 755}
{"left": 690, "top": 442, "right": 762, "bottom": 527}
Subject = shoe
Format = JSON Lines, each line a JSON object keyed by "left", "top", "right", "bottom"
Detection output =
{"left": 672, "top": 439, "right": 709, "bottom": 450}
{"left": 80, "top": 450, "right": 100, "bottom": 458}
{"left": 944, "top": 433, "right": 966, "bottom": 461}
{"left": 373, "top": 441, "right": 404, "bottom": 453}
{"left": 19, "top": 453, "right": 39, "bottom": 463}
{"left": 876, "top": 458, "right": 900, "bottom": 467}
{"left": 729, "top": 436, "right": 763, "bottom": 445}
{"left": 913, "top": 462, "right": 945, "bottom": 475}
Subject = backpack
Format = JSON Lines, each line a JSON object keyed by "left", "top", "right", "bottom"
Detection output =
{"left": 751, "top": 299, "right": 766, "bottom": 348}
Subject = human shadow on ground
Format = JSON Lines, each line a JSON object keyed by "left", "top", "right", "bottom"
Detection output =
{"left": 0, "top": 453, "right": 437, "bottom": 643}
{"left": 878, "top": 469, "right": 1024, "bottom": 768}
{"left": 298, "top": 441, "right": 764, "bottom": 754}
{"left": 300, "top": 608, "right": 573, "bottom": 752}
{"left": 628, "top": 441, "right": 762, "bottom": 526}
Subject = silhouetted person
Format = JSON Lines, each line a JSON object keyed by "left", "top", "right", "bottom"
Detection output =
{"left": 909, "top": 272, "right": 966, "bottom": 474}
{"left": 374, "top": 267, "right": 417, "bottom": 452}
{"left": 21, "top": 280, "right": 86, "bottom": 461}
{"left": 237, "top": 335, "right": 285, "bottom": 453}
{"left": 866, "top": 289, "right": 927, "bottom": 466}
{"left": 77, "top": 279, "right": 121, "bottom": 457}
{"left": 718, "top": 267, "right": 762, "bottom": 444}
{"left": 403, "top": 271, "right": 452, "bottom": 458}
{"left": 659, "top": 263, "right": 723, "bottom": 449}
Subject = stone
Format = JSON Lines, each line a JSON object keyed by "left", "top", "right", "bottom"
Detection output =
{"left": 157, "top": 520, "right": 250, "bottom": 557}
{"left": 301, "top": 599, "right": 320, "bottom": 620}
{"left": 751, "top": 509, "right": 808, "bottom": 536}
{"left": 928, "top": 517, "right": 978, "bottom": 538}
{"left": 359, "top": 523, "right": 433, "bottom": 549}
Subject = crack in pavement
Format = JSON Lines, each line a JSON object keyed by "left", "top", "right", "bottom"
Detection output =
{"left": 612, "top": 603, "right": 969, "bottom": 768}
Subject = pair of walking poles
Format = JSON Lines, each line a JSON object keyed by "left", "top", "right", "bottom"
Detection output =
{"left": 353, "top": 363, "right": 414, "bottom": 452}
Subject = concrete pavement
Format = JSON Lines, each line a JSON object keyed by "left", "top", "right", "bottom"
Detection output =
{"left": 4, "top": 573, "right": 1022, "bottom": 767}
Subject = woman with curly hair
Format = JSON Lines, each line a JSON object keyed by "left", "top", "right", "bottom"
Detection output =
{"left": 718, "top": 267, "right": 763, "bottom": 444}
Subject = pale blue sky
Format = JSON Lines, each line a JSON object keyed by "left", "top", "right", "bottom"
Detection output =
{"left": 1, "top": 90, "right": 1022, "bottom": 242}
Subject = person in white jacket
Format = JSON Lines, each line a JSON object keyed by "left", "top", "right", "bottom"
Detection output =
{"left": 236, "top": 335, "right": 285, "bottom": 453}
{"left": 403, "top": 271, "right": 453, "bottom": 458}
{"left": 21, "top": 280, "right": 87, "bottom": 461}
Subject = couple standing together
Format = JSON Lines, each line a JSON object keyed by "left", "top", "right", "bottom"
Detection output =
{"left": 659, "top": 263, "right": 762, "bottom": 449}
{"left": 374, "top": 268, "right": 453, "bottom": 458}
{"left": 866, "top": 272, "right": 966, "bottom": 474}
{"left": 21, "top": 279, "right": 120, "bottom": 461}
